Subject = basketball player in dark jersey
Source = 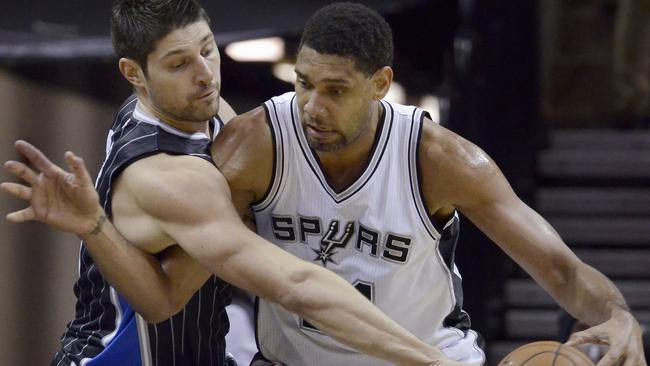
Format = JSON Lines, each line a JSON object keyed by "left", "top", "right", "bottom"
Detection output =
{"left": 53, "top": 92, "right": 233, "bottom": 366}
{"left": 1, "top": 1, "right": 464, "bottom": 366}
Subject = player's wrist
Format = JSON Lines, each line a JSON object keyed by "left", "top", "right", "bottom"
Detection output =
{"left": 78, "top": 211, "right": 108, "bottom": 238}
{"left": 422, "top": 345, "right": 453, "bottom": 366}
{"left": 608, "top": 302, "right": 633, "bottom": 320}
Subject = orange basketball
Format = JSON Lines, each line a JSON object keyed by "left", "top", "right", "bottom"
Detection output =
{"left": 498, "top": 341, "right": 595, "bottom": 366}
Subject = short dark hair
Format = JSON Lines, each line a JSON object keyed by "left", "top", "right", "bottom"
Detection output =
{"left": 298, "top": 2, "right": 393, "bottom": 76}
{"left": 110, "top": 0, "right": 211, "bottom": 75}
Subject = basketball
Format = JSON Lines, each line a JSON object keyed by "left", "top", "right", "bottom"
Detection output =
{"left": 498, "top": 341, "right": 595, "bottom": 366}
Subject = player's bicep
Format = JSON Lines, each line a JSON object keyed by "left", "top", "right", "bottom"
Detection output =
{"left": 164, "top": 207, "right": 299, "bottom": 302}
{"left": 111, "top": 168, "right": 175, "bottom": 254}
{"left": 452, "top": 154, "right": 575, "bottom": 278}
{"left": 421, "top": 132, "right": 553, "bottom": 255}
{"left": 134, "top": 158, "right": 247, "bottom": 264}
{"left": 127, "top": 155, "right": 306, "bottom": 302}
{"left": 453, "top": 159, "right": 544, "bottom": 247}
{"left": 157, "top": 192, "right": 307, "bottom": 304}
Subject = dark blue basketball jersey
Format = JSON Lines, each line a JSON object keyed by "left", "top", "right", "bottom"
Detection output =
{"left": 52, "top": 95, "right": 232, "bottom": 366}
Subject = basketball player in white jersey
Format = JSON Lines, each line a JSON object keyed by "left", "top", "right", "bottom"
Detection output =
{"left": 4, "top": 2, "right": 646, "bottom": 366}
{"left": 210, "top": 4, "right": 645, "bottom": 365}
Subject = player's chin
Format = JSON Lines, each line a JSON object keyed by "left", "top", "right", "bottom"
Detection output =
{"left": 306, "top": 136, "right": 348, "bottom": 152}
{"left": 190, "top": 105, "right": 219, "bottom": 121}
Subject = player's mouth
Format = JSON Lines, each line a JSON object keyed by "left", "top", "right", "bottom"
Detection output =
{"left": 306, "top": 124, "right": 336, "bottom": 139}
{"left": 196, "top": 89, "right": 217, "bottom": 101}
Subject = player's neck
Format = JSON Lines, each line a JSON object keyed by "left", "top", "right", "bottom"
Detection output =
{"left": 136, "top": 100, "right": 210, "bottom": 135}
{"left": 316, "top": 103, "right": 382, "bottom": 190}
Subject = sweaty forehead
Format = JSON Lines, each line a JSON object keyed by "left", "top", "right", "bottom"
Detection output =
{"left": 295, "top": 46, "right": 362, "bottom": 82}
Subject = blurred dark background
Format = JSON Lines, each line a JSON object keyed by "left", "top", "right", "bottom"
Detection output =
{"left": 1, "top": 1, "right": 649, "bottom": 365}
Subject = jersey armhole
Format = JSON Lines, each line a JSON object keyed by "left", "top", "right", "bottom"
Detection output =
{"left": 251, "top": 102, "right": 281, "bottom": 211}
{"left": 408, "top": 107, "right": 447, "bottom": 240}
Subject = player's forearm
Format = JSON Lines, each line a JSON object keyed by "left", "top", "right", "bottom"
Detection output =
{"left": 527, "top": 243, "right": 630, "bottom": 327}
{"left": 194, "top": 228, "right": 451, "bottom": 366}
{"left": 563, "top": 262, "right": 630, "bottom": 326}
{"left": 475, "top": 203, "right": 630, "bottom": 326}
{"left": 292, "top": 269, "right": 451, "bottom": 366}
{"left": 79, "top": 215, "right": 193, "bottom": 323}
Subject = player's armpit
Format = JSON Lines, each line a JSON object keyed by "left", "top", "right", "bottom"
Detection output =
{"left": 154, "top": 245, "right": 212, "bottom": 319}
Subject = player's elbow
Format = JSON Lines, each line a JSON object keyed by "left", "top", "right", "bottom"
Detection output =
{"left": 131, "top": 293, "right": 186, "bottom": 324}
{"left": 275, "top": 266, "right": 324, "bottom": 317}
{"left": 136, "top": 308, "right": 171, "bottom": 324}
{"left": 137, "top": 302, "right": 181, "bottom": 324}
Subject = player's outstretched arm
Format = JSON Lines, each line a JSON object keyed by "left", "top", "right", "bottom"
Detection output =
{"left": 418, "top": 120, "right": 646, "bottom": 366}
{"left": 3, "top": 140, "right": 467, "bottom": 366}
{"left": 127, "top": 155, "right": 469, "bottom": 366}
{"left": 2, "top": 140, "right": 210, "bottom": 323}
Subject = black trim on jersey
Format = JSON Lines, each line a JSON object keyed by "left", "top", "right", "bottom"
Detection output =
{"left": 407, "top": 110, "right": 472, "bottom": 334}
{"left": 438, "top": 218, "right": 459, "bottom": 270}
{"left": 407, "top": 109, "right": 438, "bottom": 240}
{"left": 410, "top": 109, "right": 454, "bottom": 235}
{"left": 289, "top": 94, "right": 322, "bottom": 198}
{"left": 438, "top": 217, "right": 471, "bottom": 332}
{"left": 252, "top": 101, "right": 281, "bottom": 208}
{"left": 443, "top": 283, "right": 472, "bottom": 332}
{"left": 308, "top": 103, "right": 386, "bottom": 194}
{"left": 290, "top": 97, "right": 394, "bottom": 204}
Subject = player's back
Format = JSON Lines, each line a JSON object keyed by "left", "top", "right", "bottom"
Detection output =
{"left": 52, "top": 95, "right": 232, "bottom": 366}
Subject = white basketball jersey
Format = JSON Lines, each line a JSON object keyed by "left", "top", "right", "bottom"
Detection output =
{"left": 253, "top": 92, "right": 485, "bottom": 365}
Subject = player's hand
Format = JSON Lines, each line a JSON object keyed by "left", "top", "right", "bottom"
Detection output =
{"left": 565, "top": 308, "right": 647, "bottom": 366}
{"left": 427, "top": 361, "right": 471, "bottom": 366}
{"left": 2, "top": 140, "right": 104, "bottom": 236}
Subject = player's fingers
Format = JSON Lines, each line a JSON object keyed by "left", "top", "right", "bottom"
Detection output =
{"left": 14, "top": 140, "right": 58, "bottom": 174}
{"left": 620, "top": 353, "right": 636, "bottom": 366}
{"left": 565, "top": 331, "right": 592, "bottom": 346}
{"left": 0, "top": 182, "right": 32, "bottom": 201}
{"left": 596, "top": 348, "right": 623, "bottom": 366}
{"left": 4, "top": 160, "right": 38, "bottom": 185}
{"left": 6, "top": 207, "right": 35, "bottom": 223}
{"left": 65, "top": 151, "right": 93, "bottom": 185}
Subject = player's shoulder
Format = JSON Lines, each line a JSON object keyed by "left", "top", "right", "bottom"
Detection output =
{"left": 417, "top": 118, "right": 504, "bottom": 210}
{"left": 213, "top": 106, "right": 272, "bottom": 160}
{"left": 218, "top": 91, "right": 295, "bottom": 137}
{"left": 119, "top": 153, "right": 229, "bottom": 214}
{"left": 420, "top": 117, "right": 491, "bottom": 170}
{"left": 123, "top": 153, "right": 223, "bottom": 188}
{"left": 219, "top": 106, "right": 269, "bottom": 135}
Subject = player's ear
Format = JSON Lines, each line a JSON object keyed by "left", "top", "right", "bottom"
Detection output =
{"left": 370, "top": 66, "right": 393, "bottom": 100}
{"left": 119, "top": 58, "right": 146, "bottom": 88}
